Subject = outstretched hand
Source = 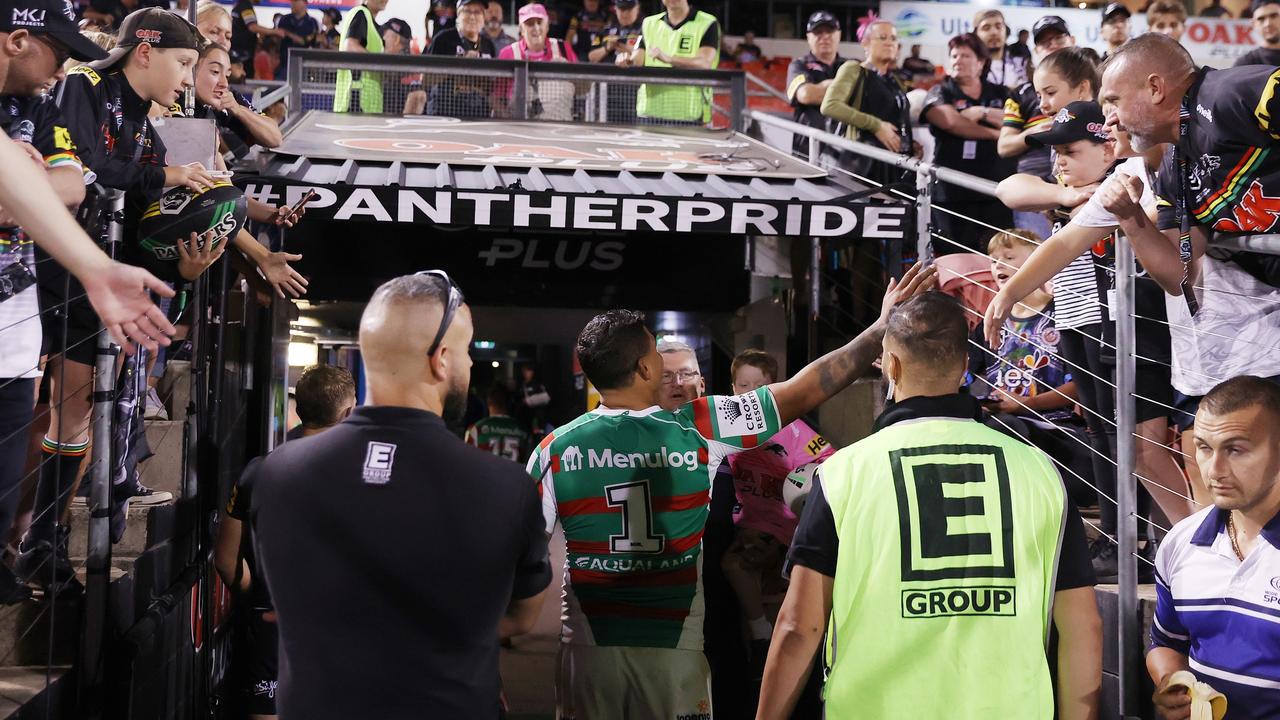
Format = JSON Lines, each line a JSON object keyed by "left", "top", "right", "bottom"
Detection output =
{"left": 877, "top": 261, "right": 938, "bottom": 326}
{"left": 256, "top": 251, "right": 309, "bottom": 298}
{"left": 81, "top": 261, "right": 176, "bottom": 355}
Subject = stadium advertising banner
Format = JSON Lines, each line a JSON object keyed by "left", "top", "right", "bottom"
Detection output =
{"left": 241, "top": 181, "right": 911, "bottom": 239}
{"left": 881, "top": 1, "right": 1256, "bottom": 67}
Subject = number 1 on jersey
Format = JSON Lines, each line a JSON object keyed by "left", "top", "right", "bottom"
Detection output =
{"left": 604, "top": 480, "right": 665, "bottom": 554}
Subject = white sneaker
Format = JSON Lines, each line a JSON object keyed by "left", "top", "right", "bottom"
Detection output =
{"left": 130, "top": 484, "right": 173, "bottom": 506}
{"left": 144, "top": 386, "right": 168, "bottom": 421}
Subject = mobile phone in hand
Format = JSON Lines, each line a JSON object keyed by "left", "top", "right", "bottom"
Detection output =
{"left": 288, "top": 189, "right": 317, "bottom": 216}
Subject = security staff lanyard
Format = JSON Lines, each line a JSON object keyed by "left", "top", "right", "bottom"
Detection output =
{"left": 1174, "top": 95, "right": 1200, "bottom": 316}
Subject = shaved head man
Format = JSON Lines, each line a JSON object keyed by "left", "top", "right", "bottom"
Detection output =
{"left": 1102, "top": 32, "right": 1280, "bottom": 235}
{"left": 1099, "top": 33, "right": 1195, "bottom": 152}
{"left": 251, "top": 270, "right": 551, "bottom": 719}
{"left": 359, "top": 271, "right": 473, "bottom": 424}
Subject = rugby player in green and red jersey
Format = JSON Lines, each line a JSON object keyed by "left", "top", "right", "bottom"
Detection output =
{"left": 528, "top": 262, "right": 935, "bottom": 719}
{"left": 466, "top": 384, "right": 532, "bottom": 463}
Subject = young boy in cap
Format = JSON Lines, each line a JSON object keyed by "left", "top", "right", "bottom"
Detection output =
{"left": 16, "top": 7, "right": 208, "bottom": 591}
{"left": 0, "top": 0, "right": 109, "bottom": 602}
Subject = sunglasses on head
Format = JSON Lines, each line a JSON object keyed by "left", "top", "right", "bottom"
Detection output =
{"left": 414, "top": 269, "right": 464, "bottom": 357}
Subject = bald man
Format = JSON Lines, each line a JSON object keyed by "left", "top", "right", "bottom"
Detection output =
{"left": 1100, "top": 33, "right": 1280, "bottom": 239}
{"left": 250, "top": 272, "right": 551, "bottom": 719}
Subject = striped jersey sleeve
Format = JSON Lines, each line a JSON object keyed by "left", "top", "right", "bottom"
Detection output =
{"left": 678, "top": 386, "right": 782, "bottom": 452}
{"left": 1002, "top": 95, "right": 1025, "bottom": 129}
{"left": 1150, "top": 571, "right": 1191, "bottom": 653}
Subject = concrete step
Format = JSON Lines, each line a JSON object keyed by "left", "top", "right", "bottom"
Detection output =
{"left": 138, "top": 420, "right": 185, "bottom": 498}
{"left": 67, "top": 501, "right": 175, "bottom": 560}
{"left": 0, "top": 596, "right": 80, "bottom": 667}
{"left": 156, "top": 360, "right": 191, "bottom": 425}
{"left": 1094, "top": 584, "right": 1157, "bottom": 720}
{"left": 0, "top": 665, "right": 72, "bottom": 719}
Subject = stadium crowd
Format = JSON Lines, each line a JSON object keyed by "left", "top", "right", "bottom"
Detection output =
{"left": 1, "top": 0, "right": 1280, "bottom": 719}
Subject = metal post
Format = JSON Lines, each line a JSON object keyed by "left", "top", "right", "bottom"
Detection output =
{"left": 1114, "top": 230, "right": 1141, "bottom": 718}
{"left": 808, "top": 236, "right": 820, "bottom": 363}
{"left": 915, "top": 166, "right": 933, "bottom": 263}
{"left": 808, "top": 136, "right": 820, "bottom": 166}
{"left": 729, "top": 73, "right": 747, "bottom": 131}
{"left": 512, "top": 63, "right": 529, "bottom": 120}
{"left": 287, "top": 49, "right": 304, "bottom": 121}
{"left": 78, "top": 191, "right": 123, "bottom": 716}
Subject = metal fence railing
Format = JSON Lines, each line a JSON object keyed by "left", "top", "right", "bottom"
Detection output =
{"left": 285, "top": 49, "right": 747, "bottom": 129}
{"left": 746, "top": 108, "right": 1280, "bottom": 720}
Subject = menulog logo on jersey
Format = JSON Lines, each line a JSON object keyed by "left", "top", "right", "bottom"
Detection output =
{"left": 560, "top": 446, "right": 697, "bottom": 472}
{"left": 713, "top": 391, "right": 767, "bottom": 438}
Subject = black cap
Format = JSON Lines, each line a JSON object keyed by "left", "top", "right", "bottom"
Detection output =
{"left": 1251, "top": 0, "right": 1280, "bottom": 14}
{"left": 456, "top": 0, "right": 485, "bottom": 6}
{"left": 1102, "top": 2, "right": 1131, "bottom": 22}
{"left": 382, "top": 16, "right": 411, "bottom": 40}
{"left": 805, "top": 10, "right": 839, "bottom": 33}
{"left": 1026, "top": 101, "right": 1110, "bottom": 148}
{"left": 89, "top": 8, "right": 202, "bottom": 70}
{"left": 614, "top": 0, "right": 638, "bottom": 7}
{"left": 0, "top": 0, "right": 108, "bottom": 61}
{"left": 1032, "top": 15, "right": 1070, "bottom": 45}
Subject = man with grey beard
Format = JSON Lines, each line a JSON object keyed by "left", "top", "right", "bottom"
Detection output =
{"left": 1100, "top": 33, "right": 1280, "bottom": 240}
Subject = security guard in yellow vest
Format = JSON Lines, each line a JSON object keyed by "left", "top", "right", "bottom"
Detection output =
{"left": 756, "top": 292, "right": 1102, "bottom": 720}
{"left": 618, "top": 0, "right": 720, "bottom": 124}
{"left": 333, "top": 0, "right": 388, "bottom": 113}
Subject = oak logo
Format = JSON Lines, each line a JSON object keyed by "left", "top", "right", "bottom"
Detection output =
{"left": 1212, "top": 179, "right": 1280, "bottom": 233}
{"left": 891, "top": 445, "right": 1015, "bottom": 582}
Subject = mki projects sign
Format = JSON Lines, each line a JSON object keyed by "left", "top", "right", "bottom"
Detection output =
{"left": 241, "top": 181, "right": 910, "bottom": 240}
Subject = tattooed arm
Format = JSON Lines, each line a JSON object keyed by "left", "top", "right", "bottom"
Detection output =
{"left": 770, "top": 262, "right": 937, "bottom": 425}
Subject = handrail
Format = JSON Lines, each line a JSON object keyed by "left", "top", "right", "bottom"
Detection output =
{"left": 287, "top": 48, "right": 744, "bottom": 83}
{"left": 1205, "top": 233, "right": 1280, "bottom": 255}
{"left": 255, "top": 83, "right": 291, "bottom": 111}
{"left": 287, "top": 48, "right": 746, "bottom": 127}
{"left": 745, "top": 71, "right": 790, "bottom": 104}
{"left": 747, "top": 109, "right": 999, "bottom": 196}
{"left": 748, "top": 109, "right": 1280, "bottom": 257}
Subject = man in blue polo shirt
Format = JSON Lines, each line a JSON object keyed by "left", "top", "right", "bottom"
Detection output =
{"left": 1149, "top": 375, "right": 1280, "bottom": 720}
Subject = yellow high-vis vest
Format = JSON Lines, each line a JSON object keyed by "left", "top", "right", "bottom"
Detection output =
{"left": 636, "top": 11, "right": 718, "bottom": 123}
{"left": 333, "top": 4, "right": 383, "bottom": 113}
{"left": 818, "top": 415, "right": 1067, "bottom": 718}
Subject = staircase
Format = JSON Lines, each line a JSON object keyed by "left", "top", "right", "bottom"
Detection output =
{"left": 0, "top": 362, "right": 192, "bottom": 718}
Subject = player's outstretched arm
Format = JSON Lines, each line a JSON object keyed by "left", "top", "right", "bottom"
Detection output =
{"left": 0, "top": 136, "right": 175, "bottom": 354}
{"left": 769, "top": 261, "right": 936, "bottom": 425}
{"left": 756, "top": 566, "right": 832, "bottom": 720}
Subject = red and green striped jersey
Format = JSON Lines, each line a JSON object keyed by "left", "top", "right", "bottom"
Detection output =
{"left": 465, "top": 414, "right": 532, "bottom": 463}
{"left": 527, "top": 387, "right": 782, "bottom": 650}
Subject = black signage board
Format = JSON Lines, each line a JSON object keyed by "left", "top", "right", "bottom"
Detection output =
{"left": 284, "top": 221, "right": 750, "bottom": 311}
{"left": 241, "top": 179, "right": 912, "bottom": 241}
